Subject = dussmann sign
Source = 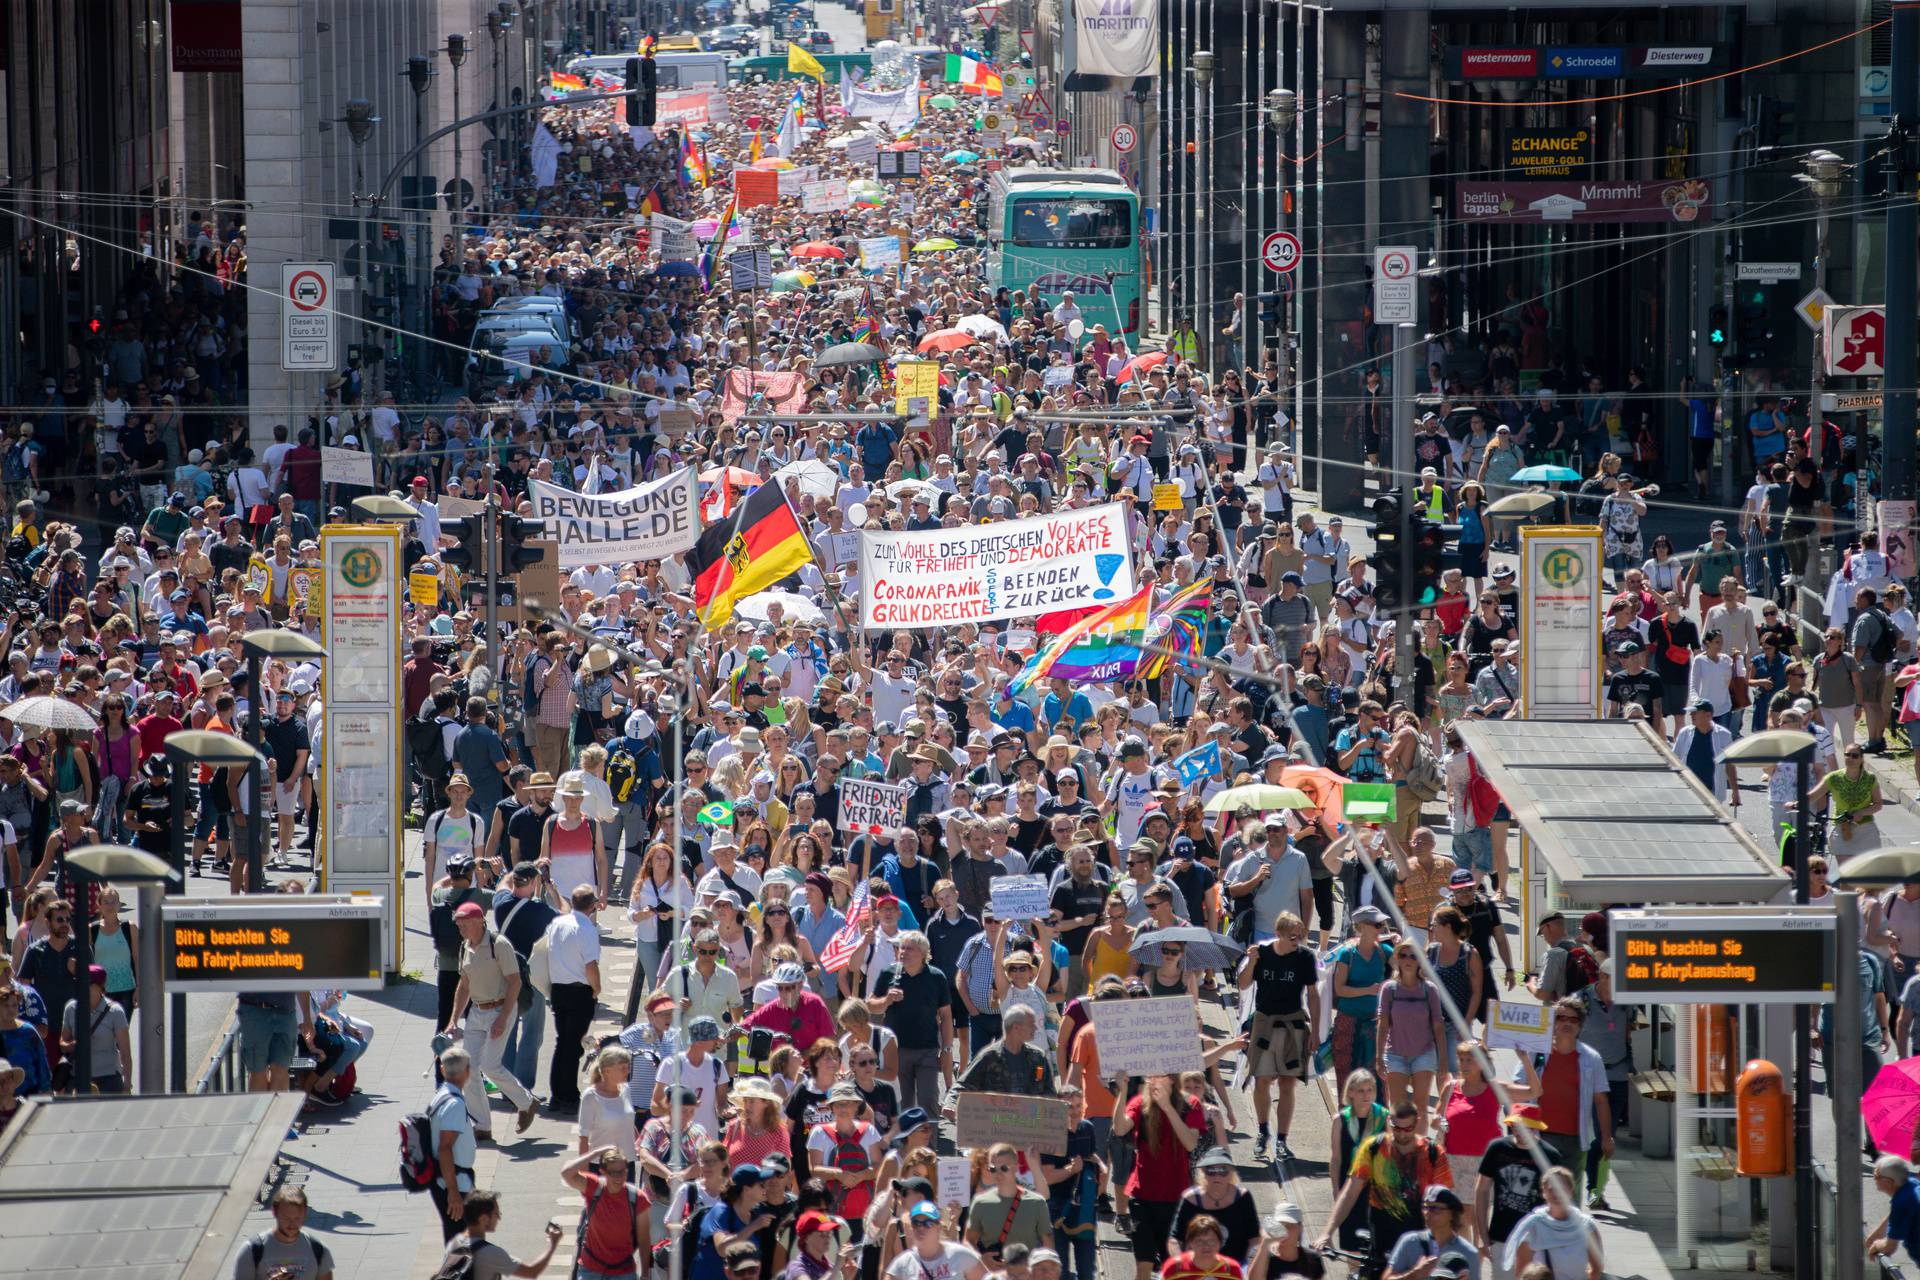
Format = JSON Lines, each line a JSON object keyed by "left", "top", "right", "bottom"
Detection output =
{"left": 1446, "top": 45, "right": 1722, "bottom": 81}
{"left": 1505, "top": 128, "right": 1592, "bottom": 177}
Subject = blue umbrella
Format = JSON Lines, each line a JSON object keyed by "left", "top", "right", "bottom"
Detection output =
{"left": 653, "top": 261, "right": 701, "bottom": 278}
{"left": 942, "top": 149, "right": 980, "bottom": 164}
{"left": 1509, "top": 464, "right": 1583, "bottom": 484}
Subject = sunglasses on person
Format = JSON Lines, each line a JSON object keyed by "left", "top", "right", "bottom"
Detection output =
{"left": 697, "top": 947, "right": 720, "bottom": 957}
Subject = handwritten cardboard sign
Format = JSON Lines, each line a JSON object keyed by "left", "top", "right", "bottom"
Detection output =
{"left": 988, "top": 874, "right": 1051, "bottom": 921}
{"left": 1089, "top": 994, "right": 1204, "bottom": 1077}
{"left": 954, "top": 1091, "right": 1070, "bottom": 1155}
{"left": 839, "top": 777, "right": 907, "bottom": 835}
{"left": 936, "top": 1156, "right": 971, "bottom": 1207}
{"left": 1486, "top": 1000, "right": 1551, "bottom": 1055}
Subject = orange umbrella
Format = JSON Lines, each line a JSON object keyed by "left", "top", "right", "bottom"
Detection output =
{"left": 917, "top": 328, "right": 976, "bottom": 354}
{"left": 1279, "top": 764, "right": 1350, "bottom": 825}
{"left": 791, "top": 241, "right": 848, "bottom": 259}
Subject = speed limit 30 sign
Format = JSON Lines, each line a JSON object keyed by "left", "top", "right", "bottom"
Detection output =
{"left": 1260, "top": 231, "right": 1300, "bottom": 275}
{"left": 1110, "top": 123, "right": 1138, "bottom": 154}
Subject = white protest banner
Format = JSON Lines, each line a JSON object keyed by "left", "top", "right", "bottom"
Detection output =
{"left": 859, "top": 236, "right": 903, "bottom": 269}
{"left": 988, "top": 874, "right": 1050, "bottom": 921}
{"left": 1090, "top": 995, "right": 1205, "bottom": 1077}
{"left": 1485, "top": 1000, "right": 1551, "bottom": 1055}
{"left": 657, "top": 88, "right": 727, "bottom": 127}
{"left": 936, "top": 1157, "right": 971, "bottom": 1208}
{"left": 777, "top": 164, "right": 820, "bottom": 197}
{"left": 845, "top": 135, "right": 881, "bottom": 166}
{"left": 827, "top": 531, "right": 862, "bottom": 566}
{"left": 803, "top": 178, "right": 852, "bottom": 213}
{"left": 1042, "top": 364, "right": 1075, "bottom": 391}
{"left": 729, "top": 248, "right": 775, "bottom": 292}
{"left": 839, "top": 777, "right": 907, "bottom": 835}
{"left": 439, "top": 494, "right": 486, "bottom": 519}
{"left": 527, "top": 469, "right": 701, "bottom": 568}
{"left": 653, "top": 213, "right": 699, "bottom": 262}
{"left": 1072, "top": 0, "right": 1159, "bottom": 77}
{"left": 321, "top": 447, "right": 375, "bottom": 487}
{"left": 859, "top": 504, "right": 1137, "bottom": 628}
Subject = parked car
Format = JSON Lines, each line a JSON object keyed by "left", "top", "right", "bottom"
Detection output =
{"left": 799, "top": 29, "right": 834, "bottom": 52}
{"left": 703, "top": 24, "right": 759, "bottom": 55}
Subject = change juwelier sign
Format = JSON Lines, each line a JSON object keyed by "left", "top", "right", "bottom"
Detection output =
{"left": 163, "top": 896, "right": 386, "bottom": 993}
{"left": 1504, "top": 127, "right": 1593, "bottom": 176}
{"left": 1607, "top": 908, "right": 1834, "bottom": 1004}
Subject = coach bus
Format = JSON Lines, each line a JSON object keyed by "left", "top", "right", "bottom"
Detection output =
{"left": 986, "top": 168, "right": 1142, "bottom": 337}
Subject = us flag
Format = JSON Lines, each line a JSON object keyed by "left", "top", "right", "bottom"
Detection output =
{"left": 819, "top": 880, "right": 871, "bottom": 973}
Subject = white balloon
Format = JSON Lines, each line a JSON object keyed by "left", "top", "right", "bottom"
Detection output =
{"left": 1068, "top": 318, "right": 1086, "bottom": 341}
{"left": 849, "top": 503, "right": 869, "bottom": 526}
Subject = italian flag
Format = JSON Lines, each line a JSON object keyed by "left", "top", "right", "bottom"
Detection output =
{"left": 943, "top": 54, "right": 1003, "bottom": 95}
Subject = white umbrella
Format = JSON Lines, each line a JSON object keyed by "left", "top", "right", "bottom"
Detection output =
{"left": 2, "top": 696, "right": 100, "bottom": 732}
{"left": 735, "top": 590, "right": 826, "bottom": 624}
{"left": 1007, "top": 136, "right": 1044, "bottom": 151}
{"left": 773, "top": 459, "right": 842, "bottom": 503}
{"left": 886, "top": 479, "right": 943, "bottom": 506}
{"left": 955, "top": 314, "right": 1008, "bottom": 342}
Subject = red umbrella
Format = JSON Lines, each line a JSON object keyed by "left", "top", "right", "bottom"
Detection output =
{"left": 791, "top": 241, "right": 848, "bottom": 259}
{"left": 917, "top": 328, "right": 977, "bottom": 354}
{"left": 1117, "top": 351, "right": 1170, "bottom": 383}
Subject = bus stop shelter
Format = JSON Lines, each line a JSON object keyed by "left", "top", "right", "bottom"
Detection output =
{"left": 0, "top": 1092, "right": 301, "bottom": 1278}
{"left": 1454, "top": 718, "right": 1791, "bottom": 909}
{"left": 1453, "top": 717, "right": 1796, "bottom": 1269}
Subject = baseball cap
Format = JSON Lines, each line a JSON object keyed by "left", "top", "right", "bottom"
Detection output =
{"left": 796, "top": 1210, "right": 845, "bottom": 1238}
{"left": 1351, "top": 905, "right": 1389, "bottom": 926}
{"left": 908, "top": 1202, "right": 943, "bottom": 1222}
{"left": 453, "top": 901, "right": 486, "bottom": 920}
{"left": 1448, "top": 869, "right": 1476, "bottom": 888}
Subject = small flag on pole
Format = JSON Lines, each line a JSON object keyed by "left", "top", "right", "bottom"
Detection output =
{"left": 1172, "top": 740, "right": 1222, "bottom": 786}
{"left": 820, "top": 880, "right": 872, "bottom": 972}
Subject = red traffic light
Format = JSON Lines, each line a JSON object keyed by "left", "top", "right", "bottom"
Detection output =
{"left": 88, "top": 318, "right": 102, "bottom": 333}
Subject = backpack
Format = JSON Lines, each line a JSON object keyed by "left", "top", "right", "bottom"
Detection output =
{"left": 429, "top": 1241, "right": 477, "bottom": 1280}
{"left": 409, "top": 712, "right": 451, "bottom": 781}
{"left": 606, "top": 740, "right": 640, "bottom": 804}
{"left": 398, "top": 1102, "right": 441, "bottom": 1191}
{"left": 1402, "top": 742, "right": 1445, "bottom": 804}
{"left": 1561, "top": 940, "right": 1602, "bottom": 995}
{"left": 249, "top": 1230, "right": 326, "bottom": 1271}
{"left": 577, "top": 1180, "right": 643, "bottom": 1273}
{"left": 1868, "top": 606, "right": 1898, "bottom": 664}
{"left": 824, "top": 1121, "right": 875, "bottom": 1219}
{"left": 652, "top": 1199, "right": 711, "bottom": 1275}
{"left": 522, "top": 654, "right": 549, "bottom": 712}
{"left": 429, "top": 887, "right": 478, "bottom": 954}
{"left": 528, "top": 928, "right": 554, "bottom": 999}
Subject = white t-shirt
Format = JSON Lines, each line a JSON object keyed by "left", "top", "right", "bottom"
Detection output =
{"left": 424, "top": 809, "right": 485, "bottom": 885}
{"left": 870, "top": 671, "right": 918, "bottom": 727}
{"left": 886, "top": 1242, "right": 983, "bottom": 1280}
{"left": 807, "top": 1119, "right": 884, "bottom": 1170}
{"left": 656, "top": 1051, "right": 729, "bottom": 1133}
{"left": 576, "top": 1086, "right": 638, "bottom": 1158}
{"left": 545, "top": 910, "right": 603, "bottom": 985}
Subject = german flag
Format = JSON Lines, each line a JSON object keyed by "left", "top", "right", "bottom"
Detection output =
{"left": 686, "top": 482, "right": 812, "bottom": 630}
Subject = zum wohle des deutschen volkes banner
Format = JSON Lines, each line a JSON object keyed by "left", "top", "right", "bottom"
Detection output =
{"left": 529, "top": 470, "right": 701, "bottom": 568}
{"left": 859, "top": 504, "right": 1137, "bottom": 628}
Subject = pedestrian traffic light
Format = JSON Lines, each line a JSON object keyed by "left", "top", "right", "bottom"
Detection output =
{"left": 1256, "top": 292, "right": 1282, "bottom": 327}
{"left": 1708, "top": 304, "right": 1729, "bottom": 349}
{"left": 1369, "top": 489, "right": 1404, "bottom": 614}
{"left": 624, "top": 58, "right": 642, "bottom": 126}
{"left": 1737, "top": 300, "right": 1770, "bottom": 366}
{"left": 439, "top": 516, "right": 484, "bottom": 572}
{"left": 1409, "top": 513, "right": 1459, "bottom": 609}
{"left": 640, "top": 53, "right": 658, "bottom": 127}
{"left": 499, "top": 513, "right": 549, "bottom": 573}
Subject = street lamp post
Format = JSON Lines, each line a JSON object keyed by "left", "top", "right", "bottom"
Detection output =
{"left": 1797, "top": 148, "right": 1843, "bottom": 491}
{"left": 339, "top": 99, "right": 383, "bottom": 367}
{"left": 64, "top": 846, "right": 176, "bottom": 1095}
{"left": 165, "top": 730, "right": 269, "bottom": 1091}
{"left": 1190, "top": 52, "right": 1214, "bottom": 369}
{"left": 237, "top": 631, "right": 330, "bottom": 893}
{"left": 403, "top": 55, "right": 438, "bottom": 387}
{"left": 446, "top": 34, "right": 470, "bottom": 225}
{"left": 1718, "top": 728, "right": 1816, "bottom": 1280}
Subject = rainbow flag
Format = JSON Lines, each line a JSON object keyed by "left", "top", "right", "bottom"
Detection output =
{"left": 850, "top": 285, "right": 879, "bottom": 345}
{"left": 1141, "top": 577, "right": 1212, "bottom": 679}
{"left": 681, "top": 135, "right": 710, "bottom": 188}
{"left": 699, "top": 196, "right": 738, "bottom": 291}
{"left": 549, "top": 72, "right": 587, "bottom": 92}
{"left": 1011, "top": 584, "right": 1153, "bottom": 694}
{"left": 748, "top": 129, "right": 764, "bottom": 163}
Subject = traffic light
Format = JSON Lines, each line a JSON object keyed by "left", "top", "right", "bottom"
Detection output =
{"left": 640, "top": 53, "right": 658, "bottom": 127}
{"left": 1736, "top": 297, "right": 1770, "bottom": 366}
{"left": 1256, "top": 292, "right": 1282, "bottom": 327}
{"left": 1369, "top": 489, "right": 1404, "bottom": 615}
{"left": 499, "top": 513, "right": 549, "bottom": 573}
{"left": 1409, "top": 513, "right": 1460, "bottom": 609}
{"left": 624, "top": 58, "right": 642, "bottom": 126}
{"left": 1708, "top": 304, "right": 1729, "bottom": 349}
{"left": 439, "top": 516, "right": 484, "bottom": 572}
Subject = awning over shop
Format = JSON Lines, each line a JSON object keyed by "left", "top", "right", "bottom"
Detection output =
{"left": 1454, "top": 719, "right": 1790, "bottom": 906}
{"left": 0, "top": 1092, "right": 302, "bottom": 1278}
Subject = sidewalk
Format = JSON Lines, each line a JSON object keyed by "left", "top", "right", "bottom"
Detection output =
{"left": 234, "top": 834, "right": 644, "bottom": 1276}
